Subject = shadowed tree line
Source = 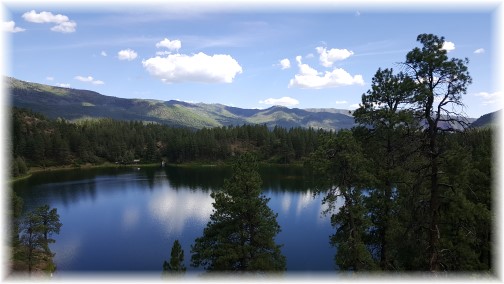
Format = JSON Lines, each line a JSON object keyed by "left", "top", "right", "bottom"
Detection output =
{"left": 11, "top": 107, "right": 325, "bottom": 177}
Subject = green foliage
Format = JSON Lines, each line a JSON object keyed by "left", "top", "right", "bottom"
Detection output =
{"left": 308, "top": 34, "right": 491, "bottom": 273}
{"left": 191, "top": 153, "right": 286, "bottom": 272}
{"left": 11, "top": 107, "right": 323, "bottom": 172}
{"left": 8, "top": 76, "right": 356, "bottom": 131}
{"left": 404, "top": 33, "right": 473, "bottom": 271}
{"left": 17, "top": 204, "right": 62, "bottom": 274}
{"left": 309, "top": 130, "right": 377, "bottom": 270}
{"left": 163, "top": 240, "right": 186, "bottom": 274}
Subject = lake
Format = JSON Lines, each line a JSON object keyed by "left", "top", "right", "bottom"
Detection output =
{"left": 12, "top": 165, "right": 338, "bottom": 274}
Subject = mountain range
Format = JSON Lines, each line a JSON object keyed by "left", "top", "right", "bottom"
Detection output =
{"left": 7, "top": 77, "right": 355, "bottom": 130}
{"left": 6, "top": 76, "right": 496, "bottom": 130}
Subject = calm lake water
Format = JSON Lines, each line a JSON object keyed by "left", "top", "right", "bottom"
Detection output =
{"left": 13, "top": 165, "right": 338, "bottom": 273}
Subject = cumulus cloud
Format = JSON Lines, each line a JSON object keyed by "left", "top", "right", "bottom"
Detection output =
{"left": 335, "top": 100, "right": 347, "bottom": 104}
{"left": 156, "top": 38, "right": 181, "bottom": 51}
{"left": 4, "top": 21, "right": 25, "bottom": 33}
{"left": 22, "top": 10, "right": 76, "bottom": 33}
{"left": 259, "top": 96, "right": 299, "bottom": 107}
{"left": 142, "top": 52, "right": 243, "bottom": 84}
{"left": 50, "top": 21, "right": 76, "bottom": 33}
{"left": 58, "top": 83, "right": 70, "bottom": 88}
{"left": 441, "top": 41, "right": 455, "bottom": 52}
{"left": 46, "top": 76, "right": 54, "bottom": 81}
{"left": 288, "top": 56, "right": 364, "bottom": 89}
{"left": 474, "top": 91, "right": 503, "bottom": 105}
{"left": 316, "top": 46, "right": 354, "bottom": 67}
{"left": 118, "top": 49, "right": 138, "bottom": 61}
{"left": 101, "top": 51, "right": 107, "bottom": 57}
{"left": 279, "top": 58, "right": 291, "bottom": 69}
{"left": 74, "top": 75, "right": 104, "bottom": 85}
{"left": 474, "top": 48, "right": 485, "bottom": 54}
{"left": 22, "top": 10, "right": 68, "bottom": 23}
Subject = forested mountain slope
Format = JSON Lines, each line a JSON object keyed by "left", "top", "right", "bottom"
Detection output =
{"left": 7, "top": 77, "right": 355, "bottom": 131}
{"left": 470, "top": 109, "right": 501, "bottom": 128}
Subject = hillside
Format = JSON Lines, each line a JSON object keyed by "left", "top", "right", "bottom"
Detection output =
{"left": 7, "top": 77, "right": 356, "bottom": 131}
{"left": 470, "top": 109, "right": 501, "bottom": 128}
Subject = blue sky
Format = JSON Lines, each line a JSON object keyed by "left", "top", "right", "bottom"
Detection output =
{"left": 2, "top": 1, "right": 502, "bottom": 118}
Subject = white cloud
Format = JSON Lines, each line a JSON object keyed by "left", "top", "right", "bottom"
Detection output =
{"left": 441, "top": 41, "right": 455, "bottom": 52}
{"left": 474, "top": 48, "right": 485, "bottom": 54}
{"left": 142, "top": 52, "right": 243, "bottom": 84}
{"left": 279, "top": 58, "right": 291, "bottom": 69}
{"left": 22, "top": 10, "right": 69, "bottom": 23}
{"left": 355, "top": 11, "right": 361, "bottom": 16}
{"left": 58, "top": 83, "right": 70, "bottom": 88}
{"left": 4, "top": 21, "right": 25, "bottom": 33}
{"left": 295, "top": 56, "right": 318, "bottom": 76}
{"left": 316, "top": 46, "right": 354, "bottom": 67}
{"left": 74, "top": 75, "right": 104, "bottom": 85}
{"left": 118, "top": 49, "right": 138, "bottom": 61}
{"left": 155, "top": 50, "right": 172, "bottom": 56}
{"left": 156, "top": 38, "right": 181, "bottom": 51}
{"left": 335, "top": 100, "right": 347, "bottom": 104}
{"left": 51, "top": 21, "right": 76, "bottom": 33}
{"left": 46, "top": 76, "right": 54, "bottom": 81}
{"left": 101, "top": 51, "right": 107, "bottom": 57}
{"left": 259, "top": 96, "right": 299, "bottom": 107}
{"left": 474, "top": 91, "right": 503, "bottom": 105}
{"left": 22, "top": 10, "right": 76, "bottom": 33}
{"left": 288, "top": 56, "right": 364, "bottom": 89}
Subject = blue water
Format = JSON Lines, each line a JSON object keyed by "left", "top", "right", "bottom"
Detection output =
{"left": 13, "top": 166, "right": 337, "bottom": 273}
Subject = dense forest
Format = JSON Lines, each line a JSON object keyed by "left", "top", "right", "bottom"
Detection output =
{"left": 11, "top": 107, "right": 324, "bottom": 177}
{"left": 8, "top": 33, "right": 494, "bottom": 274}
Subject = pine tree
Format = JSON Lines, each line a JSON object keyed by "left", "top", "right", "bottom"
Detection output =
{"left": 19, "top": 205, "right": 62, "bottom": 274}
{"left": 403, "top": 34, "right": 472, "bottom": 271}
{"left": 308, "top": 130, "right": 376, "bottom": 271}
{"left": 353, "top": 68, "right": 420, "bottom": 270}
{"left": 163, "top": 240, "right": 186, "bottom": 274}
{"left": 191, "top": 153, "right": 286, "bottom": 272}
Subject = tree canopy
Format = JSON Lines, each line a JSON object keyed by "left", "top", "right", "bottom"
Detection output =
{"left": 191, "top": 153, "right": 286, "bottom": 272}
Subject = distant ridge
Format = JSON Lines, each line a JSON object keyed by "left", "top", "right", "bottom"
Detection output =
{"left": 7, "top": 77, "right": 356, "bottom": 131}
{"left": 7, "top": 77, "right": 488, "bottom": 131}
{"left": 470, "top": 109, "right": 501, "bottom": 128}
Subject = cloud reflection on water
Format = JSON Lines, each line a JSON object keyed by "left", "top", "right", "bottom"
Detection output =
{"left": 148, "top": 187, "right": 214, "bottom": 237}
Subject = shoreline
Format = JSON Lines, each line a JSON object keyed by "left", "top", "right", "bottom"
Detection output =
{"left": 9, "top": 160, "right": 304, "bottom": 183}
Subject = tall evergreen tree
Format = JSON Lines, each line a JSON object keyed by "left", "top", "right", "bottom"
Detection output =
{"left": 33, "top": 205, "right": 62, "bottom": 252}
{"left": 191, "top": 153, "right": 286, "bottom": 272}
{"left": 19, "top": 204, "right": 62, "bottom": 274}
{"left": 163, "top": 240, "right": 186, "bottom": 274}
{"left": 309, "top": 130, "right": 376, "bottom": 271}
{"left": 353, "top": 68, "right": 420, "bottom": 269}
{"left": 403, "top": 33, "right": 472, "bottom": 271}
